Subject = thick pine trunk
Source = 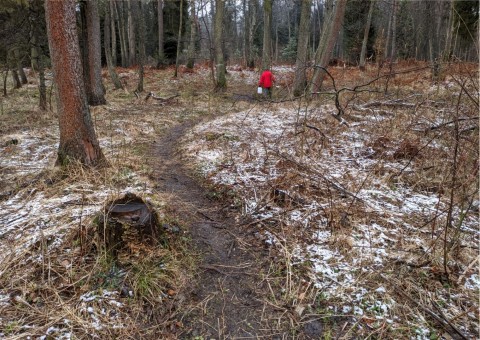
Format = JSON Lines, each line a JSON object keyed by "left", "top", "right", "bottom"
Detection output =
{"left": 293, "top": 0, "right": 311, "bottom": 97}
{"left": 214, "top": 0, "right": 226, "bottom": 89}
{"left": 45, "top": 0, "right": 106, "bottom": 167}
{"left": 261, "top": 0, "right": 273, "bottom": 70}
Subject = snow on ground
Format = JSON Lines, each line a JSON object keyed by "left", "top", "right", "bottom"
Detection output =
{"left": 0, "top": 105, "right": 158, "bottom": 273}
{"left": 183, "top": 97, "right": 479, "bottom": 336}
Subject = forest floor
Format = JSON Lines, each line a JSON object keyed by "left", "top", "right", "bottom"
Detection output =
{"left": 0, "top": 61, "right": 478, "bottom": 339}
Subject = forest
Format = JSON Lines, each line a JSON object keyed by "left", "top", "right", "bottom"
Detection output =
{"left": 0, "top": 0, "right": 478, "bottom": 338}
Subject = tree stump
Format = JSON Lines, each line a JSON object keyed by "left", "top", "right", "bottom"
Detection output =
{"left": 97, "top": 193, "right": 161, "bottom": 260}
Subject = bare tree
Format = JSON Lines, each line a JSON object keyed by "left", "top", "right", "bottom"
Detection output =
{"left": 137, "top": 0, "right": 146, "bottom": 92}
{"left": 157, "top": 0, "right": 165, "bottom": 67}
{"left": 104, "top": 0, "right": 123, "bottom": 89}
{"left": 127, "top": 0, "right": 136, "bottom": 66}
{"left": 214, "top": 0, "right": 226, "bottom": 89}
{"left": 293, "top": 0, "right": 311, "bottom": 97}
{"left": 45, "top": 0, "right": 106, "bottom": 166}
{"left": 310, "top": 0, "right": 347, "bottom": 93}
{"left": 85, "top": 0, "right": 106, "bottom": 105}
{"left": 174, "top": 0, "right": 184, "bottom": 78}
{"left": 359, "top": 0, "right": 374, "bottom": 71}
{"left": 186, "top": 0, "right": 197, "bottom": 69}
{"left": 261, "top": 0, "right": 273, "bottom": 70}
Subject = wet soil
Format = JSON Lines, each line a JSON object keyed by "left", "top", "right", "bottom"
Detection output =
{"left": 152, "top": 119, "right": 272, "bottom": 338}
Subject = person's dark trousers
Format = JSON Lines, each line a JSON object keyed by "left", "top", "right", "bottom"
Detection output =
{"left": 263, "top": 87, "right": 272, "bottom": 99}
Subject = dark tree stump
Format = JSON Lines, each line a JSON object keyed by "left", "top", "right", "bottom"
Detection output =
{"left": 97, "top": 193, "right": 161, "bottom": 259}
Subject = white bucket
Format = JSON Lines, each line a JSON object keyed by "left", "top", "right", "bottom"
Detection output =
{"left": 257, "top": 87, "right": 262, "bottom": 94}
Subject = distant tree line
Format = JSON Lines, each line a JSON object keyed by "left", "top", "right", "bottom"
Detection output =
{"left": 0, "top": 0, "right": 477, "bottom": 165}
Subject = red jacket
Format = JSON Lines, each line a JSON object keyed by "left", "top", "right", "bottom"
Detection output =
{"left": 259, "top": 70, "right": 275, "bottom": 88}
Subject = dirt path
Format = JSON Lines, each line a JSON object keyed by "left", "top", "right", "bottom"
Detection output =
{"left": 152, "top": 120, "right": 272, "bottom": 338}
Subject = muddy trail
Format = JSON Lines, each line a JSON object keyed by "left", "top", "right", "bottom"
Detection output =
{"left": 152, "top": 119, "right": 275, "bottom": 338}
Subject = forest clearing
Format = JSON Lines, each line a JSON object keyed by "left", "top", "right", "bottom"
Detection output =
{"left": 0, "top": 61, "right": 478, "bottom": 339}
{"left": 0, "top": 0, "right": 479, "bottom": 338}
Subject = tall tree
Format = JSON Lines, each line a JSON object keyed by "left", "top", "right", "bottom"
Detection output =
{"left": 84, "top": 0, "right": 106, "bottom": 105}
{"left": 174, "top": 0, "right": 184, "bottom": 77}
{"left": 157, "top": 0, "right": 165, "bottom": 66}
{"left": 109, "top": 0, "right": 117, "bottom": 66}
{"left": 29, "top": 0, "right": 47, "bottom": 111}
{"left": 137, "top": 0, "right": 146, "bottom": 92}
{"left": 359, "top": 0, "right": 374, "bottom": 70}
{"left": 127, "top": 0, "right": 136, "bottom": 66}
{"left": 293, "top": 0, "right": 311, "bottom": 97}
{"left": 186, "top": 0, "right": 197, "bottom": 69}
{"left": 261, "top": 0, "right": 273, "bottom": 70}
{"left": 104, "top": 0, "right": 123, "bottom": 89}
{"left": 45, "top": 0, "right": 106, "bottom": 166}
{"left": 310, "top": 0, "right": 347, "bottom": 93}
{"left": 214, "top": 0, "right": 226, "bottom": 89}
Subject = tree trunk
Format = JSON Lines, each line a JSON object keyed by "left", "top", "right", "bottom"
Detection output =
{"left": 45, "top": 0, "right": 106, "bottom": 167}
{"left": 157, "top": 0, "right": 165, "bottom": 66}
{"left": 128, "top": 0, "right": 136, "bottom": 66}
{"left": 384, "top": 0, "right": 392, "bottom": 59}
{"left": 105, "top": 0, "right": 123, "bottom": 89}
{"left": 443, "top": 0, "right": 454, "bottom": 61}
{"left": 359, "top": 0, "right": 374, "bottom": 71}
{"left": 137, "top": 0, "right": 146, "bottom": 92}
{"left": 245, "top": 0, "right": 258, "bottom": 68}
{"left": 389, "top": 0, "right": 397, "bottom": 63}
{"left": 310, "top": 0, "right": 347, "bottom": 93}
{"left": 115, "top": 1, "right": 128, "bottom": 67}
{"left": 85, "top": 0, "right": 106, "bottom": 106}
{"left": 14, "top": 48, "right": 28, "bottom": 85}
{"left": 110, "top": 0, "right": 117, "bottom": 66}
{"left": 174, "top": 0, "right": 184, "bottom": 77}
{"left": 293, "top": 0, "right": 311, "bottom": 97}
{"left": 214, "top": 0, "right": 226, "bottom": 89}
{"left": 30, "top": 0, "right": 47, "bottom": 110}
{"left": 186, "top": 0, "right": 196, "bottom": 69}
{"left": 10, "top": 55, "right": 22, "bottom": 90}
{"left": 3, "top": 69, "right": 8, "bottom": 97}
{"left": 261, "top": 0, "right": 273, "bottom": 70}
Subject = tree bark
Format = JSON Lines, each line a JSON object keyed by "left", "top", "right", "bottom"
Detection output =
{"left": 45, "top": 0, "right": 106, "bottom": 167}
{"left": 110, "top": 0, "right": 117, "bottom": 66}
{"left": 214, "top": 0, "right": 226, "bottom": 89}
{"left": 293, "top": 0, "right": 311, "bottom": 97}
{"left": 174, "top": 0, "right": 184, "bottom": 77}
{"left": 105, "top": 0, "right": 123, "bottom": 89}
{"left": 29, "top": 0, "right": 47, "bottom": 110}
{"left": 310, "top": 0, "right": 347, "bottom": 93}
{"left": 359, "top": 0, "right": 374, "bottom": 71}
{"left": 127, "top": 0, "right": 136, "bottom": 66}
{"left": 186, "top": 0, "right": 197, "bottom": 69}
{"left": 261, "top": 0, "right": 273, "bottom": 70}
{"left": 14, "top": 48, "right": 28, "bottom": 85}
{"left": 137, "top": 0, "right": 146, "bottom": 92}
{"left": 115, "top": 1, "right": 128, "bottom": 67}
{"left": 85, "top": 0, "right": 106, "bottom": 106}
{"left": 157, "top": 0, "right": 165, "bottom": 66}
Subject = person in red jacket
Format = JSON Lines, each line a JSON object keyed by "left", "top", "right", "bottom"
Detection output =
{"left": 258, "top": 68, "right": 275, "bottom": 99}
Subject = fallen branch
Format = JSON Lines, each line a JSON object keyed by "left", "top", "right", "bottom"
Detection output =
{"left": 145, "top": 92, "right": 180, "bottom": 102}
{"left": 392, "top": 284, "right": 468, "bottom": 340}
